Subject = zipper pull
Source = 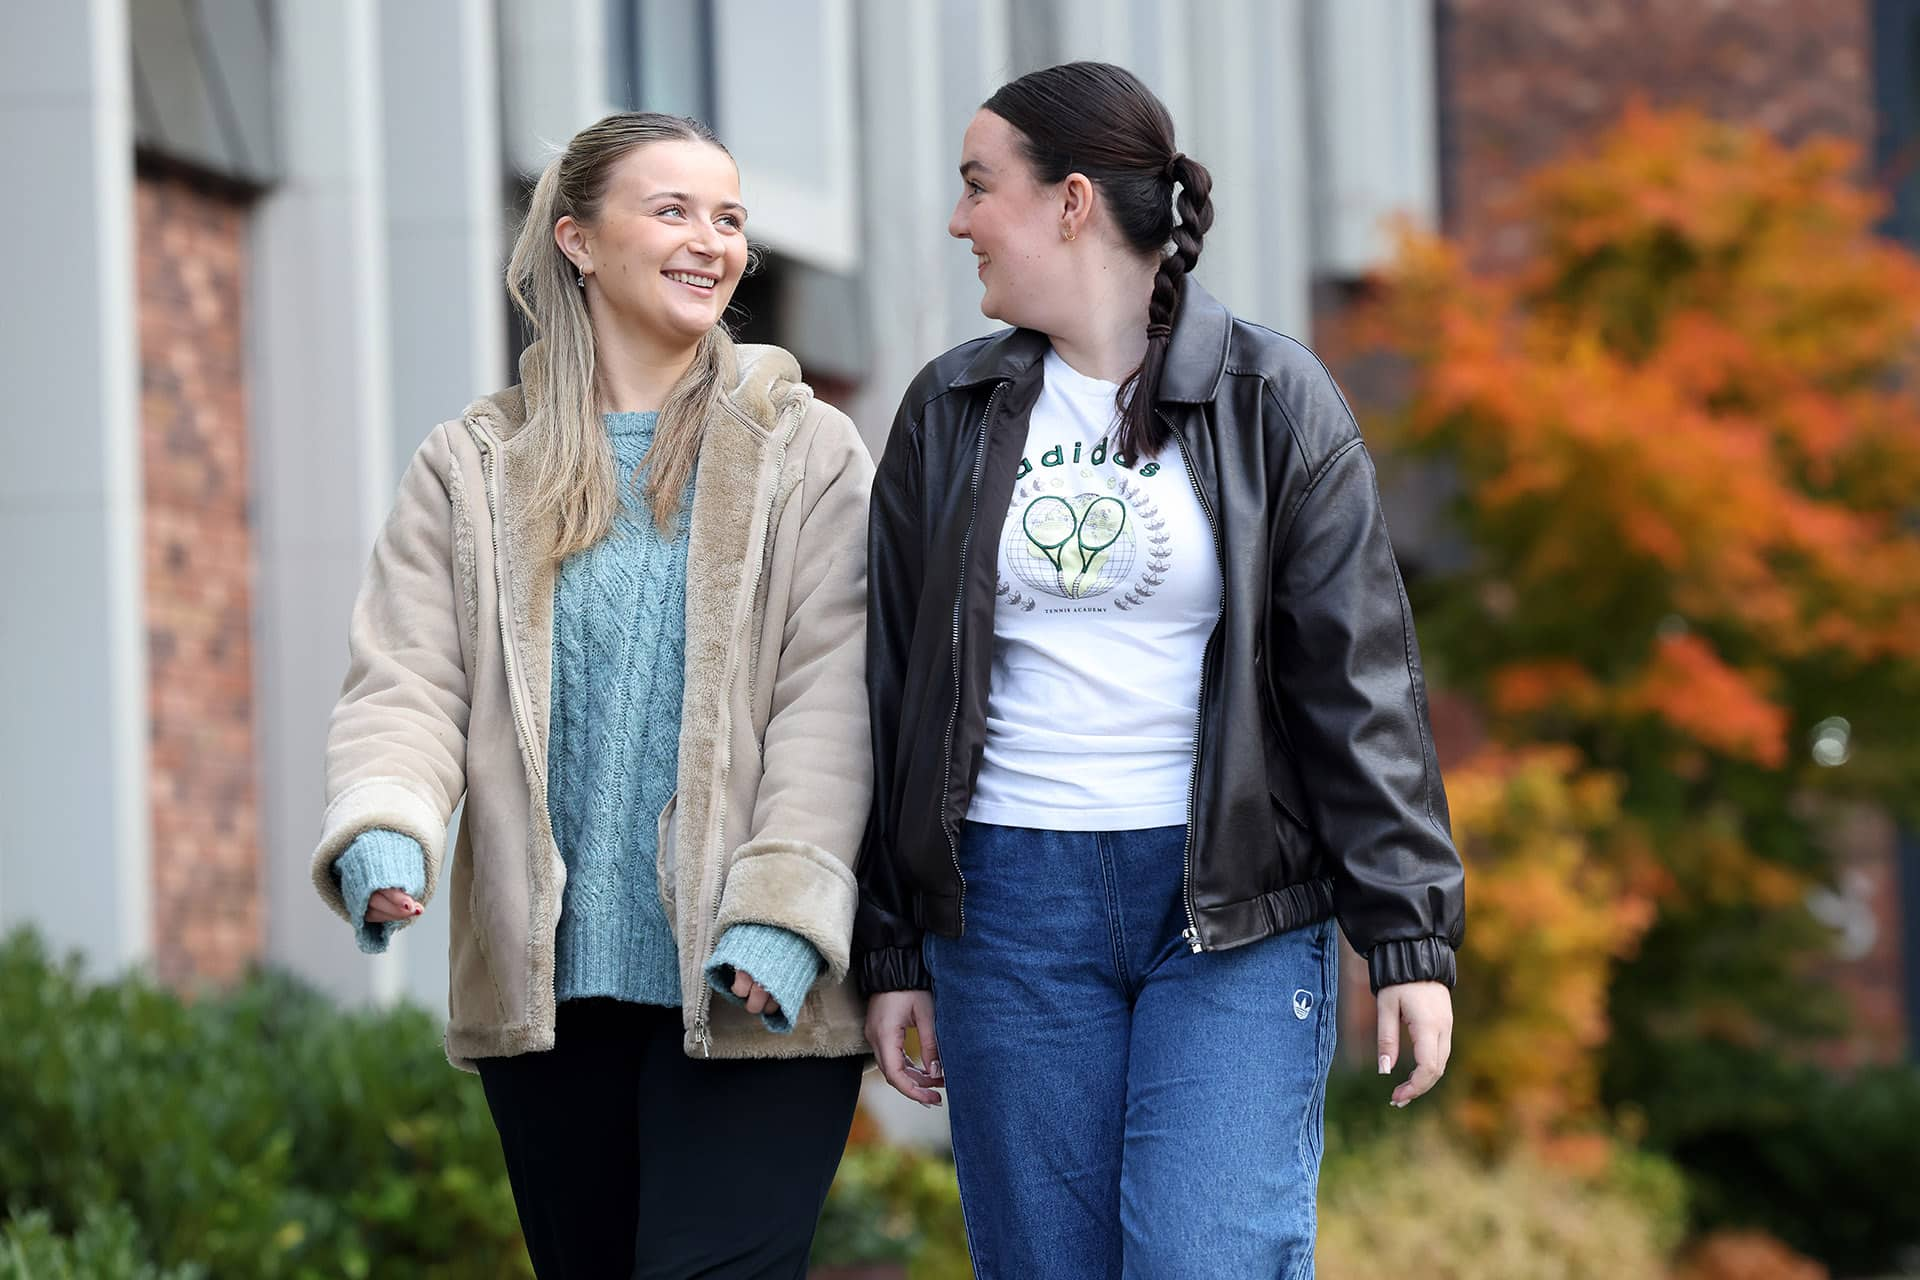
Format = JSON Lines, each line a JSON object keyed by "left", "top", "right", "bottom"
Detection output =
{"left": 1183, "top": 926, "right": 1203, "bottom": 954}
{"left": 694, "top": 1019, "right": 713, "bottom": 1058}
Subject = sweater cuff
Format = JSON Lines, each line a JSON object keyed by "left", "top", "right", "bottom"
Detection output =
{"left": 705, "top": 924, "right": 824, "bottom": 1035}
{"left": 333, "top": 830, "right": 427, "bottom": 955}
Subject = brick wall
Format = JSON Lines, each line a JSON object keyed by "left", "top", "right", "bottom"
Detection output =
{"left": 137, "top": 170, "right": 262, "bottom": 987}
{"left": 1808, "top": 805, "right": 1911, "bottom": 1068}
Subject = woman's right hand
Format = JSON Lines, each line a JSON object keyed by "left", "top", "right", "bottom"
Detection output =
{"left": 363, "top": 887, "right": 424, "bottom": 924}
{"left": 866, "top": 990, "right": 945, "bottom": 1106}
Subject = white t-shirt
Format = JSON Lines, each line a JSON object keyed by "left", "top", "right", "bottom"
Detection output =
{"left": 967, "top": 349, "right": 1223, "bottom": 831}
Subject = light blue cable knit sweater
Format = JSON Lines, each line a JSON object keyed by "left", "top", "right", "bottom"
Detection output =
{"left": 332, "top": 411, "right": 820, "bottom": 1033}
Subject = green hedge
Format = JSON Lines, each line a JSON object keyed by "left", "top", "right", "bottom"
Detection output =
{"left": 0, "top": 928, "right": 974, "bottom": 1277}
{"left": 0, "top": 930, "right": 528, "bottom": 1279}
{"left": 1317, "top": 1123, "right": 1689, "bottom": 1279}
{"left": 0, "top": 1205, "right": 202, "bottom": 1280}
{"left": 28, "top": 925, "right": 1909, "bottom": 1276}
{"left": 812, "top": 1144, "right": 970, "bottom": 1278}
{"left": 1612, "top": 1038, "right": 1920, "bottom": 1274}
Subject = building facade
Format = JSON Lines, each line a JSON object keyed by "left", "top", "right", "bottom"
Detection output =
{"left": 0, "top": 0, "right": 1435, "bottom": 1013}
{"left": 1, "top": 0, "right": 1910, "bottom": 1067}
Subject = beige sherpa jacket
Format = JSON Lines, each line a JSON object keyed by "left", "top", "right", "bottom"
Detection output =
{"left": 310, "top": 340, "right": 874, "bottom": 1068}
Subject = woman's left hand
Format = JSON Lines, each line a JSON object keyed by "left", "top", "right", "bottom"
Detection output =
{"left": 1376, "top": 980, "right": 1453, "bottom": 1108}
{"left": 730, "top": 969, "right": 781, "bottom": 1017}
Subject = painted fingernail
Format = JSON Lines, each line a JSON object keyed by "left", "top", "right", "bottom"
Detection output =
{"left": 1378, "top": 1055, "right": 1392, "bottom": 1075}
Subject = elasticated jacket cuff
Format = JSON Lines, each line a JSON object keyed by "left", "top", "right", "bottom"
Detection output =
{"left": 1367, "top": 936, "right": 1458, "bottom": 993}
{"left": 857, "top": 943, "right": 930, "bottom": 996}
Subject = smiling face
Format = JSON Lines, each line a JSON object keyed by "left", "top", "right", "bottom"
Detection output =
{"left": 948, "top": 109, "right": 1078, "bottom": 331}
{"left": 556, "top": 138, "right": 750, "bottom": 350}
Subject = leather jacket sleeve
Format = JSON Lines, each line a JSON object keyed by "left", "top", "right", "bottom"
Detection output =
{"left": 1269, "top": 435, "right": 1466, "bottom": 992}
{"left": 854, "top": 393, "right": 933, "bottom": 993}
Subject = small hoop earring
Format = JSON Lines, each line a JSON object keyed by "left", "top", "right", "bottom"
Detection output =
{"left": 1063, "top": 228, "right": 1075, "bottom": 242}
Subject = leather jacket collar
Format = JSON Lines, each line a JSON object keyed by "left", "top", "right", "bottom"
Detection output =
{"left": 948, "top": 274, "right": 1232, "bottom": 404}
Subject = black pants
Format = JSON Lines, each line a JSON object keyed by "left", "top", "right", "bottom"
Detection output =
{"left": 475, "top": 998, "right": 864, "bottom": 1279}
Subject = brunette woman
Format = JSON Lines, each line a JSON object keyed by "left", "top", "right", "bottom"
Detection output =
{"left": 857, "top": 64, "right": 1463, "bottom": 1278}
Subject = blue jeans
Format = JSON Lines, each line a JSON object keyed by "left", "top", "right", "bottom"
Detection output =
{"left": 924, "top": 822, "right": 1338, "bottom": 1280}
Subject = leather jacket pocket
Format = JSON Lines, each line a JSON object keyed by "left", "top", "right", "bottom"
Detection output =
{"left": 1263, "top": 728, "right": 1317, "bottom": 864}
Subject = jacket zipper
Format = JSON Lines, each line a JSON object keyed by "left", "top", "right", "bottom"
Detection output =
{"left": 1163, "top": 409, "right": 1224, "bottom": 953}
{"left": 468, "top": 423, "right": 560, "bottom": 1013}
{"left": 938, "top": 381, "right": 1007, "bottom": 934}
{"left": 689, "top": 404, "right": 804, "bottom": 1056}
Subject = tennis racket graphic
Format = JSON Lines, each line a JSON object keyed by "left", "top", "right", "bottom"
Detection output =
{"left": 1021, "top": 494, "right": 1129, "bottom": 598}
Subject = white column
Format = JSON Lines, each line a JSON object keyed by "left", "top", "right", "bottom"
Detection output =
{"left": 845, "top": 0, "right": 1013, "bottom": 451}
{"left": 1250, "top": 0, "right": 1314, "bottom": 338}
{"left": 1188, "top": 0, "right": 1312, "bottom": 337}
{"left": 853, "top": 0, "right": 954, "bottom": 450}
{"left": 252, "top": 0, "right": 401, "bottom": 1005}
{"left": 1128, "top": 0, "right": 1194, "bottom": 146}
{"left": 380, "top": 0, "right": 507, "bottom": 499}
{"left": 849, "top": 5, "right": 981, "bottom": 1129}
{"left": 499, "top": 0, "right": 615, "bottom": 176}
{"left": 1308, "top": 0, "right": 1439, "bottom": 277}
{"left": 935, "top": 0, "right": 1013, "bottom": 351}
{"left": 377, "top": 0, "right": 507, "bottom": 1015}
{"left": 713, "top": 0, "right": 860, "bottom": 272}
{"left": 632, "top": 0, "right": 710, "bottom": 117}
{"left": 0, "top": 0, "right": 150, "bottom": 972}
{"left": 1058, "top": 0, "right": 1132, "bottom": 63}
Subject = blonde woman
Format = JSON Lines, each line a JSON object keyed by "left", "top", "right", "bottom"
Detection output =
{"left": 310, "top": 113, "right": 873, "bottom": 1278}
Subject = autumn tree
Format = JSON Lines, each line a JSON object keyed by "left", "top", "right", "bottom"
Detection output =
{"left": 1441, "top": 746, "right": 1655, "bottom": 1154}
{"left": 1365, "top": 106, "right": 1920, "bottom": 1122}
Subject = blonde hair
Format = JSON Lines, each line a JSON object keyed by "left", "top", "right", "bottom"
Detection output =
{"left": 506, "top": 112, "right": 738, "bottom": 552}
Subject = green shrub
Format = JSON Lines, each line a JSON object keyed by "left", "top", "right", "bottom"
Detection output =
{"left": 0, "top": 1205, "right": 201, "bottom": 1280}
{"left": 1323, "top": 1066, "right": 1402, "bottom": 1153}
{"left": 812, "top": 1144, "right": 971, "bottom": 1280}
{"left": 1614, "top": 1038, "right": 1920, "bottom": 1274}
{"left": 0, "top": 930, "right": 529, "bottom": 1279}
{"left": 1317, "top": 1124, "right": 1687, "bottom": 1279}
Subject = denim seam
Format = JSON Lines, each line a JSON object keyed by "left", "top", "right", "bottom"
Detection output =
{"left": 1296, "top": 922, "right": 1337, "bottom": 1186}
{"left": 1095, "top": 831, "right": 1133, "bottom": 994}
{"left": 931, "top": 916, "right": 989, "bottom": 1276}
{"left": 1283, "top": 929, "right": 1336, "bottom": 1280}
{"left": 950, "top": 1143, "right": 991, "bottom": 1280}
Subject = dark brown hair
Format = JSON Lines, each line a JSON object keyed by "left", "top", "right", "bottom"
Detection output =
{"left": 983, "top": 62, "right": 1214, "bottom": 461}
